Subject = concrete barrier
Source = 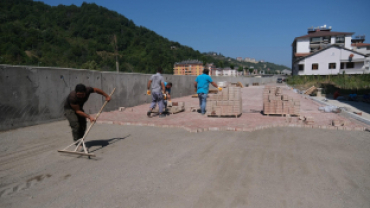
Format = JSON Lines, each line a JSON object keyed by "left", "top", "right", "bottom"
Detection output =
{"left": 0, "top": 65, "right": 276, "bottom": 131}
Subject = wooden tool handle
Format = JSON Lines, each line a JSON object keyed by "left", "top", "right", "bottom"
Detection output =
{"left": 94, "top": 88, "right": 116, "bottom": 120}
{"left": 80, "top": 88, "right": 116, "bottom": 141}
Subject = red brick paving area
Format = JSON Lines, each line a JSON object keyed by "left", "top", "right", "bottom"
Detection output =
{"left": 97, "top": 85, "right": 369, "bottom": 133}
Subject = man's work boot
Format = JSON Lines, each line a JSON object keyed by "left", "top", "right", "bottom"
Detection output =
{"left": 147, "top": 110, "right": 152, "bottom": 118}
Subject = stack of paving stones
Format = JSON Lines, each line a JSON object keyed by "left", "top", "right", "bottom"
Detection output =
{"left": 304, "top": 116, "right": 314, "bottom": 125}
{"left": 167, "top": 101, "right": 185, "bottom": 114}
{"left": 263, "top": 86, "right": 300, "bottom": 116}
{"left": 206, "top": 87, "right": 242, "bottom": 117}
{"left": 332, "top": 119, "right": 345, "bottom": 127}
{"left": 152, "top": 101, "right": 185, "bottom": 114}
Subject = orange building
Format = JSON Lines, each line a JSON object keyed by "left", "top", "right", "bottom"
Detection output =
{"left": 173, "top": 60, "right": 204, "bottom": 75}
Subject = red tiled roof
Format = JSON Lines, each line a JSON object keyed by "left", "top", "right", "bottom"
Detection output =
{"left": 351, "top": 43, "right": 370, "bottom": 47}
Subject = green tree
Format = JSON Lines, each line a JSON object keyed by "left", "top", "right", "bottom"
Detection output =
{"left": 218, "top": 60, "right": 224, "bottom": 68}
{"left": 201, "top": 55, "right": 208, "bottom": 66}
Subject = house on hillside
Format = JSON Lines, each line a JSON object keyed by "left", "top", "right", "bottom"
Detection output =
{"left": 291, "top": 25, "right": 370, "bottom": 75}
{"left": 244, "top": 57, "right": 257, "bottom": 63}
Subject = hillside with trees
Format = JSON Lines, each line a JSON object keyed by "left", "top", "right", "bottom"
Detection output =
{"left": 0, "top": 0, "right": 290, "bottom": 74}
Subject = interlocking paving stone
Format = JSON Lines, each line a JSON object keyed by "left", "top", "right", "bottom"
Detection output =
{"left": 96, "top": 85, "right": 370, "bottom": 133}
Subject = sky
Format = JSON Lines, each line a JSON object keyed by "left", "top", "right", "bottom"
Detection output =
{"left": 40, "top": 0, "right": 370, "bottom": 67}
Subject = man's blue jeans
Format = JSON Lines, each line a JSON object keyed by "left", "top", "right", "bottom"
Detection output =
{"left": 198, "top": 93, "right": 207, "bottom": 114}
{"left": 150, "top": 92, "right": 164, "bottom": 113}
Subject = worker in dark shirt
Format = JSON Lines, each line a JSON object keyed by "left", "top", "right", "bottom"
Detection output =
{"left": 64, "top": 84, "right": 110, "bottom": 144}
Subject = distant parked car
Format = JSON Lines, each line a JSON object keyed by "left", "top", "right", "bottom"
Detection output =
{"left": 277, "top": 78, "right": 283, "bottom": 83}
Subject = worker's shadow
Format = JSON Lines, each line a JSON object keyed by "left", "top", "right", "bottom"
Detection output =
{"left": 85, "top": 134, "right": 131, "bottom": 153}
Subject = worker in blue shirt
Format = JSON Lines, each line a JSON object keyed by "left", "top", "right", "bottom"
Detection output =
{"left": 194, "top": 69, "right": 222, "bottom": 115}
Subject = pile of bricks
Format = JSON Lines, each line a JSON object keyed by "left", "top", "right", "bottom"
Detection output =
{"left": 332, "top": 119, "right": 345, "bottom": 127}
{"left": 152, "top": 101, "right": 185, "bottom": 114}
{"left": 263, "top": 86, "right": 300, "bottom": 116}
{"left": 167, "top": 101, "right": 185, "bottom": 114}
{"left": 205, "top": 87, "right": 242, "bottom": 117}
{"left": 304, "top": 116, "right": 314, "bottom": 125}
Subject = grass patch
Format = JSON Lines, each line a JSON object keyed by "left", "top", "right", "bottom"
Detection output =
{"left": 287, "top": 74, "right": 370, "bottom": 94}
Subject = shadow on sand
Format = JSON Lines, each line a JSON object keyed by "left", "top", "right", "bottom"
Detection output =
{"left": 85, "top": 134, "right": 131, "bottom": 153}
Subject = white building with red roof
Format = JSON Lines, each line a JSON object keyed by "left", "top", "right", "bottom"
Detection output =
{"left": 291, "top": 25, "right": 369, "bottom": 75}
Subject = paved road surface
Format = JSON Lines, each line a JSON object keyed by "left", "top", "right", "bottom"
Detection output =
{"left": 0, "top": 121, "right": 369, "bottom": 208}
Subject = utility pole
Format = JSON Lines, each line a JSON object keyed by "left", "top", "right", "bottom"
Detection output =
{"left": 114, "top": 34, "right": 119, "bottom": 73}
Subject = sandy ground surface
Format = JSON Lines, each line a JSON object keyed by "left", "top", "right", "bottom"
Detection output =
{"left": 1, "top": 121, "right": 370, "bottom": 208}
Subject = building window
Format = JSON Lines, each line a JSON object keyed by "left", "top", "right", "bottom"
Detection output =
{"left": 346, "top": 62, "right": 354, "bottom": 69}
{"left": 340, "top": 63, "right": 345, "bottom": 69}
{"left": 312, "top": 63, "right": 318, "bottom": 70}
{"left": 310, "top": 37, "right": 321, "bottom": 43}
{"left": 298, "top": 64, "right": 304, "bottom": 71}
{"left": 336, "top": 36, "right": 345, "bottom": 43}
{"left": 328, "top": 63, "right": 336, "bottom": 69}
{"left": 323, "top": 36, "right": 331, "bottom": 43}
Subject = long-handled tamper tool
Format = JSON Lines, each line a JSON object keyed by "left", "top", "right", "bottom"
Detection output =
{"left": 58, "top": 88, "right": 116, "bottom": 158}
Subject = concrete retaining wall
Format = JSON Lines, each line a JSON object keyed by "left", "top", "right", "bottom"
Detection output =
{"left": 0, "top": 65, "right": 276, "bottom": 131}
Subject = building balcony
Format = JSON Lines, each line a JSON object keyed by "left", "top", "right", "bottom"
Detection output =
{"left": 333, "top": 43, "right": 345, "bottom": 47}
{"left": 339, "top": 69, "right": 369, "bottom": 74}
{"left": 310, "top": 43, "right": 331, "bottom": 49}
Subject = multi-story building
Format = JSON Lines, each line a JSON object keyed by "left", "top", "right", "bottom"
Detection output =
{"left": 351, "top": 35, "right": 370, "bottom": 55}
{"left": 244, "top": 57, "right": 257, "bottom": 63}
{"left": 173, "top": 60, "right": 204, "bottom": 75}
{"left": 236, "top": 57, "right": 243, "bottom": 62}
{"left": 214, "top": 68, "right": 223, "bottom": 76}
{"left": 209, "top": 68, "right": 239, "bottom": 76}
{"left": 204, "top": 63, "right": 216, "bottom": 75}
{"left": 222, "top": 68, "right": 237, "bottom": 76}
{"left": 292, "top": 25, "right": 369, "bottom": 75}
